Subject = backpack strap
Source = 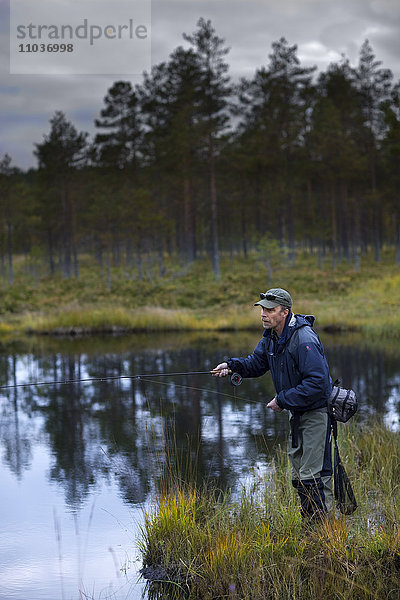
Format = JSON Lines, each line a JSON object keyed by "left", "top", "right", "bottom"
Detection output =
{"left": 331, "top": 415, "right": 338, "bottom": 443}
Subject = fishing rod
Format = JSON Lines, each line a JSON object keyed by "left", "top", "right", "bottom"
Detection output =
{"left": 0, "top": 369, "right": 243, "bottom": 391}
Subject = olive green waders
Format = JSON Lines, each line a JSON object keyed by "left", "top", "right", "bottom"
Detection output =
{"left": 288, "top": 409, "right": 333, "bottom": 520}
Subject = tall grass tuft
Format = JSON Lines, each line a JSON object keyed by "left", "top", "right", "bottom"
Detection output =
{"left": 139, "top": 422, "right": 400, "bottom": 599}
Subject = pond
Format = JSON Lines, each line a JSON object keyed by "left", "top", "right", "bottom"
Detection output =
{"left": 0, "top": 330, "right": 399, "bottom": 600}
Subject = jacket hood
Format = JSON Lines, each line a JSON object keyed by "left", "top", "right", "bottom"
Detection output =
{"left": 294, "top": 313, "right": 315, "bottom": 328}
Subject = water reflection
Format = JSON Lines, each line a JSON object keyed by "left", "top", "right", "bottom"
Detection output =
{"left": 1, "top": 332, "right": 399, "bottom": 509}
{"left": 0, "top": 332, "right": 399, "bottom": 599}
{"left": 324, "top": 339, "right": 400, "bottom": 425}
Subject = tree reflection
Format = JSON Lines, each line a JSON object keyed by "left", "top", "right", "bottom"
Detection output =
{"left": 0, "top": 355, "right": 32, "bottom": 479}
{"left": 0, "top": 333, "right": 399, "bottom": 508}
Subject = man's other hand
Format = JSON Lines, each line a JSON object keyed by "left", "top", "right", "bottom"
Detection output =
{"left": 267, "top": 397, "right": 283, "bottom": 412}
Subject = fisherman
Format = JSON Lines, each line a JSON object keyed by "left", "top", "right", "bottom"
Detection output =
{"left": 213, "top": 288, "right": 333, "bottom": 522}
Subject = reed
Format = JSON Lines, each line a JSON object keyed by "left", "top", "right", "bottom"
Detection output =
{"left": 139, "top": 422, "right": 400, "bottom": 599}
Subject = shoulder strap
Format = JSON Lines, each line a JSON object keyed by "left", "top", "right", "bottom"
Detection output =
{"left": 331, "top": 417, "right": 338, "bottom": 443}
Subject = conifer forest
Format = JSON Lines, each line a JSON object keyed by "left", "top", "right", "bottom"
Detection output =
{"left": 1, "top": 19, "right": 400, "bottom": 281}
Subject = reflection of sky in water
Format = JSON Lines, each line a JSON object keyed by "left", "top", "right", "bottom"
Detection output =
{"left": 0, "top": 441, "right": 146, "bottom": 600}
{"left": 1, "top": 357, "right": 146, "bottom": 599}
{"left": 384, "top": 376, "right": 400, "bottom": 432}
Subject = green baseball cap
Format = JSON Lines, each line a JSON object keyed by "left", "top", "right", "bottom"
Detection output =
{"left": 254, "top": 288, "right": 292, "bottom": 309}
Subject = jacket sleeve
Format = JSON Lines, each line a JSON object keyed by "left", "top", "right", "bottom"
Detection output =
{"left": 276, "top": 338, "right": 331, "bottom": 411}
{"left": 227, "top": 338, "right": 270, "bottom": 378}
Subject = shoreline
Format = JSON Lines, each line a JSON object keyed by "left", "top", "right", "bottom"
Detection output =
{"left": 25, "top": 322, "right": 355, "bottom": 337}
{"left": 0, "top": 304, "right": 395, "bottom": 338}
{"left": 0, "top": 309, "right": 375, "bottom": 338}
{"left": 1, "top": 252, "right": 399, "bottom": 339}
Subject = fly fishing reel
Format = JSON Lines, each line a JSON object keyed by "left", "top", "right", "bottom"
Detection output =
{"left": 230, "top": 372, "right": 243, "bottom": 386}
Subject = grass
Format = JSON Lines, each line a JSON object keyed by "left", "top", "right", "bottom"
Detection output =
{"left": 21, "top": 305, "right": 261, "bottom": 334}
{"left": 0, "top": 249, "right": 400, "bottom": 337}
{"left": 139, "top": 422, "right": 400, "bottom": 600}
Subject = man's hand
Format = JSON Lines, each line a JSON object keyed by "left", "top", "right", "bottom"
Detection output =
{"left": 267, "top": 397, "right": 283, "bottom": 412}
{"left": 212, "top": 362, "right": 229, "bottom": 377}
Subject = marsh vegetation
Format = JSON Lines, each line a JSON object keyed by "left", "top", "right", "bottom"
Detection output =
{"left": 140, "top": 423, "right": 400, "bottom": 600}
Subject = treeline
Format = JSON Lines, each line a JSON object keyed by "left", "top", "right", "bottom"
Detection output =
{"left": 1, "top": 18, "right": 400, "bottom": 283}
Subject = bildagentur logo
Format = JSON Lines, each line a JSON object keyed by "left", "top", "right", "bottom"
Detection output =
{"left": 10, "top": 0, "right": 151, "bottom": 75}
{"left": 16, "top": 18, "right": 148, "bottom": 46}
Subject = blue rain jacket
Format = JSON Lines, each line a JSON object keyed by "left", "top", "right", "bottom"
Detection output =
{"left": 227, "top": 313, "right": 332, "bottom": 412}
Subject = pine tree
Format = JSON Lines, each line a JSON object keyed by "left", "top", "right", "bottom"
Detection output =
{"left": 183, "top": 18, "right": 232, "bottom": 279}
{"left": 308, "top": 60, "right": 365, "bottom": 268}
{"left": 138, "top": 47, "right": 203, "bottom": 265}
{"left": 381, "top": 81, "right": 400, "bottom": 263}
{"left": 235, "top": 38, "right": 316, "bottom": 262}
{"left": 0, "top": 155, "right": 20, "bottom": 283}
{"left": 93, "top": 80, "right": 142, "bottom": 170}
{"left": 34, "top": 111, "right": 88, "bottom": 278}
{"left": 353, "top": 40, "right": 393, "bottom": 261}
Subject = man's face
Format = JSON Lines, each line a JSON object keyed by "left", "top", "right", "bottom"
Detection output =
{"left": 260, "top": 305, "right": 288, "bottom": 334}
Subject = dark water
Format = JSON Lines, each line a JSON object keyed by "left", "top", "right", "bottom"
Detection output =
{"left": 0, "top": 331, "right": 399, "bottom": 600}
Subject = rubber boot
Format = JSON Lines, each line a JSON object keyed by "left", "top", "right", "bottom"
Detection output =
{"left": 292, "top": 478, "right": 328, "bottom": 522}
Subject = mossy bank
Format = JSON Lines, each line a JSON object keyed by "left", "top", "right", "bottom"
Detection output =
{"left": 1, "top": 251, "right": 399, "bottom": 337}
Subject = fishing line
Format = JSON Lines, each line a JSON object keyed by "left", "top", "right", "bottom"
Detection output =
{"left": 0, "top": 366, "right": 281, "bottom": 508}
{"left": 0, "top": 369, "right": 267, "bottom": 407}
{"left": 136, "top": 376, "right": 253, "bottom": 404}
{"left": 0, "top": 370, "right": 238, "bottom": 391}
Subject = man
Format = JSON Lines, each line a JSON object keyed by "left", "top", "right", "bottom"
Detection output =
{"left": 213, "top": 288, "right": 333, "bottom": 521}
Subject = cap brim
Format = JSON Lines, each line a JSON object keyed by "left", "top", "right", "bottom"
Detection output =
{"left": 254, "top": 299, "right": 280, "bottom": 309}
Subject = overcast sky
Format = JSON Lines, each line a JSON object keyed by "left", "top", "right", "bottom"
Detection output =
{"left": 1, "top": 0, "right": 400, "bottom": 170}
